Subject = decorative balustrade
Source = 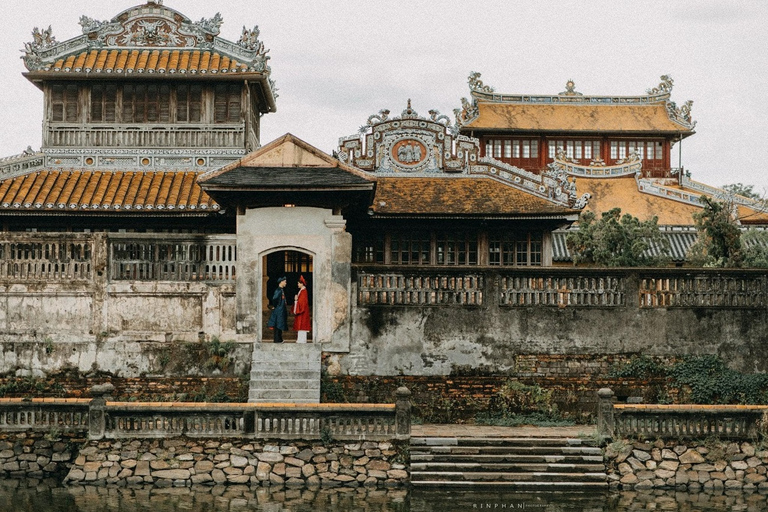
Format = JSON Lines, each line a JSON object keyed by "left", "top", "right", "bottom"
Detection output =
{"left": 108, "top": 234, "right": 236, "bottom": 282}
{"left": 103, "top": 403, "right": 246, "bottom": 439}
{"left": 0, "top": 234, "right": 94, "bottom": 281}
{"left": 0, "top": 391, "right": 411, "bottom": 442}
{"left": 45, "top": 123, "right": 245, "bottom": 149}
{"left": 639, "top": 274, "right": 767, "bottom": 308}
{"left": 500, "top": 273, "right": 625, "bottom": 307}
{"left": 0, "top": 399, "right": 90, "bottom": 432}
{"left": 597, "top": 389, "right": 768, "bottom": 440}
{"left": 357, "top": 270, "right": 484, "bottom": 306}
{"left": 613, "top": 404, "right": 766, "bottom": 440}
{"left": 254, "top": 404, "right": 401, "bottom": 441}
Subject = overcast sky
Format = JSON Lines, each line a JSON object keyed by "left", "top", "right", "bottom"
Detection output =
{"left": 1, "top": 1, "right": 767, "bottom": 192}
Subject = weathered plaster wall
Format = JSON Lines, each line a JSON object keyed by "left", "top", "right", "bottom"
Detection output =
{"left": 0, "top": 340, "right": 252, "bottom": 379}
{"left": 0, "top": 282, "right": 236, "bottom": 343}
{"left": 342, "top": 305, "right": 768, "bottom": 376}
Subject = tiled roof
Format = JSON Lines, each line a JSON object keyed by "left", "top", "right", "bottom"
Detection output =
{"left": 0, "top": 170, "right": 217, "bottom": 213}
{"left": 552, "top": 229, "right": 699, "bottom": 263}
{"left": 371, "top": 177, "right": 578, "bottom": 216}
{"left": 578, "top": 176, "right": 701, "bottom": 225}
{"left": 464, "top": 103, "right": 693, "bottom": 134}
{"left": 41, "top": 49, "right": 250, "bottom": 75}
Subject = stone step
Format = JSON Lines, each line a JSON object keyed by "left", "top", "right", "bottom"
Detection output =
{"left": 410, "top": 480, "right": 609, "bottom": 488}
{"left": 410, "top": 453, "right": 604, "bottom": 464}
{"left": 249, "top": 389, "right": 320, "bottom": 401}
{"left": 410, "top": 446, "right": 603, "bottom": 456}
{"left": 248, "top": 378, "right": 321, "bottom": 390}
{"left": 411, "top": 437, "right": 590, "bottom": 447}
{"left": 250, "top": 370, "right": 320, "bottom": 380}
{"left": 411, "top": 462, "right": 606, "bottom": 473}
{"left": 250, "top": 362, "right": 321, "bottom": 371}
{"left": 410, "top": 471, "right": 607, "bottom": 483}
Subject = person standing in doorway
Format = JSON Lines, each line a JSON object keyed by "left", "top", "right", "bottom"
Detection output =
{"left": 267, "top": 276, "right": 288, "bottom": 343}
{"left": 293, "top": 275, "right": 311, "bottom": 343}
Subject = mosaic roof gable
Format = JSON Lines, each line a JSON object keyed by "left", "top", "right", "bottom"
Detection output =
{"left": 338, "top": 100, "right": 591, "bottom": 211}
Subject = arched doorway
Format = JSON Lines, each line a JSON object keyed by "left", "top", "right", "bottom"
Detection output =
{"left": 261, "top": 249, "right": 313, "bottom": 342}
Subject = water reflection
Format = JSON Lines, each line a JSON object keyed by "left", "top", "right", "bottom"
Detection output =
{"left": 3, "top": 480, "right": 768, "bottom": 511}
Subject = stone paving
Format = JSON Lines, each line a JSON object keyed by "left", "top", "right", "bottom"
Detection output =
{"left": 411, "top": 424, "right": 596, "bottom": 438}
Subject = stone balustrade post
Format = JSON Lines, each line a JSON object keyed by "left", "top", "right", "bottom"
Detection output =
{"left": 395, "top": 387, "right": 411, "bottom": 440}
{"left": 597, "top": 387, "right": 615, "bottom": 441}
{"left": 88, "top": 383, "right": 114, "bottom": 440}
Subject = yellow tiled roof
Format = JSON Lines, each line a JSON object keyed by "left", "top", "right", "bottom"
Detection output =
{"left": 578, "top": 176, "right": 700, "bottom": 224}
{"left": 44, "top": 49, "right": 251, "bottom": 75}
{"left": 372, "top": 177, "right": 577, "bottom": 216}
{"left": 464, "top": 103, "right": 693, "bottom": 134}
{"left": 0, "top": 170, "right": 218, "bottom": 213}
{"left": 577, "top": 176, "right": 768, "bottom": 225}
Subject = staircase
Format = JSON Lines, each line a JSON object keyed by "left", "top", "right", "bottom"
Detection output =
{"left": 249, "top": 342, "right": 322, "bottom": 403}
{"left": 410, "top": 436, "right": 607, "bottom": 488}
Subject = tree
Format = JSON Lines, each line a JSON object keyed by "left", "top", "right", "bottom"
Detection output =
{"left": 742, "top": 229, "right": 768, "bottom": 269}
{"left": 688, "top": 196, "right": 743, "bottom": 267}
{"left": 566, "top": 208, "right": 670, "bottom": 266}
{"left": 721, "top": 183, "right": 762, "bottom": 201}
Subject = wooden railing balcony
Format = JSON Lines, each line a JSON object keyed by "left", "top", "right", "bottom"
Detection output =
{"left": 45, "top": 123, "right": 246, "bottom": 149}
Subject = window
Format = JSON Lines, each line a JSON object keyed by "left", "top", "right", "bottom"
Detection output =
{"left": 488, "top": 232, "right": 543, "bottom": 266}
{"left": 51, "top": 84, "right": 79, "bottom": 122}
{"left": 177, "top": 84, "right": 202, "bottom": 123}
{"left": 90, "top": 84, "right": 117, "bottom": 122}
{"left": 609, "top": 140, "right": 664, "bottom": 162}
{"left": 353, "top": 235, "right": 385, "bottom": 264}
{"left": 390, "top": 232, "right": 430, "bottom": 265}
{"left": 123, "top": 84, "right": 171, "bottom": 123}
{"left": 487, "top": 138, "right": 539, "bottom": 163}
{"left": 214, "top": 84, "right": 241, "bottom": 123}
{"left": 436, "top": 233, "right": 478, "bottom": 265}
{"left": 285, "top": 252, "right": 312, "bottom": 272}
{"left": 549, "top": 140, "right": 600, "bottom": 163}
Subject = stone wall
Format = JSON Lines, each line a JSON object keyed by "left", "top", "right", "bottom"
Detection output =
{"left": 606, "top": 438, "right": 768, "bottom": 491}
{"left": 0, "top": 432, "right": 80, "bottom": 478}
{"left": 62, "top": 438, "right": 408, "bottom": 488}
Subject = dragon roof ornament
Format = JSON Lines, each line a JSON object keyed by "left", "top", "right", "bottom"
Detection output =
{"left": 22, "top": 2, "right": 272, "bottom": 76}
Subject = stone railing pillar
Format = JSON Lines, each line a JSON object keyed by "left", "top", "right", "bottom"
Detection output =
{"left": 597, "top": 387, "right": 615, "bottom": 440}
{"left": 395, "top": 387, "right": 411, "bottom": 440}
{"left": 88, "top": 383, "right": 114, "bottom": 440}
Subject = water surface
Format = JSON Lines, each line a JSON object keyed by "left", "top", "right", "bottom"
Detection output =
{"left": 2, "top": 480, "right": 768, "bottom": 511}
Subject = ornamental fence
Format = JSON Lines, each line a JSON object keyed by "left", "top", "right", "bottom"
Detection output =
{"left": 354, "top": 266, "right": 768, "bottom": 309}
{"left": 596, "top": 389, "right": 768, "bottom": 440}
{"left": 109, "top": 233, "right": 236, "bottom": 282}
{"left": 0, "top": 233, "right": 767, "bottom": 310}
{"left": 0, "top": 388, "right": 411, "bottom": 442}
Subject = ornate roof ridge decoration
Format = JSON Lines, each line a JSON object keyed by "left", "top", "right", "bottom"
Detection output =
{"left": 0, "top": 148, "right": 46, "bottom": 181}
{"left": 339, "top": 101, "right": 585, "bottom": 210}
{"left": 548, "top": 152, "right": 643, "bottom": 178}
{"left": 22, "top": 2, "right": 272, "bottom": 78}
{"left": 455, "top": 73, "right": 696, "bottom": 130}
{"left": 680, "top": 176, "right": 768, "bottom": 214}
